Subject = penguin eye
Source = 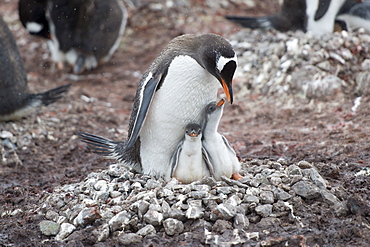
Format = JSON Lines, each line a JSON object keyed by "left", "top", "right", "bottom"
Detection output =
{"left": 209, "top": 105, "right": 216, "bottom": 112}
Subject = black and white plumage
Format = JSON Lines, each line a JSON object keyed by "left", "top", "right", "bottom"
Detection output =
{"left": 170, "top": 123, "right": 214, "bottom": 184}
{"left": 225, "top": 0, "right": 307, "bottom": 32}
{"left": 202, "top": 99, "right": 242, "bottom": 181}
{"left": 78, "top": 33, "right": 237, "bottom": 181}
{"left": 0, "top": 15, "right": 70, "bottom": 122}
{"left": 336, "top": 1, "right": 370, "bottom": 32}
{"left": 305, "top": 0, "right": 346, "bottom": 35}
{"left": 18, "top": 0, "right": 127, "bottom": 73}
{"left": 226, "top": 0, "right": 347, "bottom": 35}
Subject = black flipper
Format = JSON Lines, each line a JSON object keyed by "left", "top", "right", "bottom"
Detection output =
{"left": 314, "top": 0, "right": 332, "bottom": 21}
{"left": 225, "top": 15, "right": 273, "bottom": 29}
{"left": 202, "top": 147, "right": 215, "bottom": 178}
{"left": 126, "top": 71, "right": 166, "bottom": 150}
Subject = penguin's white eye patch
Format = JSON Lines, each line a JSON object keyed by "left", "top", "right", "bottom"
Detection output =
{"left": 217, "top": 53, "right": 237, "bottom": 72}
{"left": 26, "top": 22, "right": 44, "bottom": 33}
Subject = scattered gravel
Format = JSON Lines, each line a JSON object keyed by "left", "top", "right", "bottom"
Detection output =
{"left": 230, "top": 28, "right": 370, "bottom": 100}
{"left": 38, "top": 159, "right": 349, "bottom": 245}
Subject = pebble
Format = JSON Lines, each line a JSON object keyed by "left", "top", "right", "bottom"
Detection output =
{"left": 163, "top": 218, "right": 184, "bottom": 235}
{"left": 55, "top": 223, "right": 76, "bottom": 241}
{"left": 108, "top": 211, "right": 131, "bottom": 231}
{"left": 73, "top": 207, "right": 101, "bottom": 226}
{"left": 143, "top": 209, "right": 163, "bottom": 226}
{"left": 39, "top": 220, "right": 60, "bottom": 236}
{"left": 233, "top": 213, "right": 250, "bottom": 229}
{"left": 186, "top": 200, "right": 204, "bottom": 219}
{"left": 117, "top": 233, "right": 142, "bottom": 246}
{"left": 136, "top": 224, "right": 156, "bottom": 236}
{"left": 214, "top": 203, "right": 237, "bottom": 220}
{"left": 255, "top": 205, "right": 273, "bottom": 218}
{"left": 291, "top": 181, "right": 321, "bottom": 199}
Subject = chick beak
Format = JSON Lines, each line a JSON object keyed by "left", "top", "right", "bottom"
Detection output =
{"left": 217, "top": 98, "right": 225, "bottom": 107}
{"left": 189, "top": 133, "right": 199, "bottom": 137}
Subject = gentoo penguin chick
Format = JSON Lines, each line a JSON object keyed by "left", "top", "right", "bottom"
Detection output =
{"left": 78, "top": 33, "right": 237, "bottom": 181}
{"left": 170, "top": 123, "right": 214, "bottom": 184}
{"left": 336, "top": 1, "right": 370, "bottom": 32}
{"left": 18, "top": 0, "right": 127, "bottom": 73}
{"left": 226, "top": 0, "right": 346, "bottom": 35}
{"left": 0, "top": 15, "right": 70, "bottom": 122}
{"left": 202, "top": 99, "right": 242, "bottom": 181}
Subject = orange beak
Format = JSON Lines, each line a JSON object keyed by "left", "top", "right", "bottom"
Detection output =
{"left": 220, "top": 78, "right": 233, "bottom": 104}
{"left": 216, "top": 98, "right": 225, "bottom": 107}
{"left": 189, "top": 133, "right": 199, "bottom": 137}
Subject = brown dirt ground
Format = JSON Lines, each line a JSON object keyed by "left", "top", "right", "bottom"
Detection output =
{"left": 0, "top": 0, "right": 369, "bottom": 246}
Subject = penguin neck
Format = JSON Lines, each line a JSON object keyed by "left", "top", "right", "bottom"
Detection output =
{"left": 204, "top": 108, "right": 223, "bottom": 136}
{"left": 183, "top": 134, "right": 202, "bottom": 153}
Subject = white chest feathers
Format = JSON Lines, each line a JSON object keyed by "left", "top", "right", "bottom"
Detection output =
{"left": 171, "top": 134, "right": 211, "bottom": 184}
{"left": 139, "top": 55, "right": 220, "bottom": 180}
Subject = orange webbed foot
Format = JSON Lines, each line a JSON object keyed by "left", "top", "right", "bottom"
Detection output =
{"left": 232, "top": 172, "right": 243, "bottom": 180}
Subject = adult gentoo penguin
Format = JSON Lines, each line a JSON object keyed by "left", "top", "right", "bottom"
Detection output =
{"left": 0, "top": 15, "right": 70, "bottom": 122}
{"left": 78, "top": 33, "right": 237, "bottom": 181}
{"left": 226, "top": 0, "right": 346, "bottom": 35}
{"left": 18, "top": 0, "right": 127, "bottom": 73}
{"left": 170, "top": 123, "right": 214, "bottom": 184}
{"left": 305, "top": 0, "right": 346, "bottom": 35}
{"left": 225, "top": 0, "right": 307, "bottom": 32}
{"left": 202, "top": 99, "right": 242, "bottom": 181}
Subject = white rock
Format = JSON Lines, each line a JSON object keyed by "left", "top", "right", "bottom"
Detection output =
{"left": 55, "top": 223, "right": 76, "bottom": 241}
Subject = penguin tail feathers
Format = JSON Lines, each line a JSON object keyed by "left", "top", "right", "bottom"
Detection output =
{"left": 77, "top": 131, "right": 125, "bottom": 160}
{"left": 34, "top": 84, "right": 71, "bottom": 106}
{"left": 225, "top": 15, "right": 273, "bottom": 29}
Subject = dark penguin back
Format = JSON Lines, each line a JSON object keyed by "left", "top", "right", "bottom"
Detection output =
{"left": 0, "top": 15, "right": 30, "bottom": 115}
{"left": 48, "top": 0, "right": 125, "bottom": 59}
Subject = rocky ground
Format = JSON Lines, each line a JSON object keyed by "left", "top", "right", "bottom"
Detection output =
{"left": 1, "top": 0, "right": 370, "bottom": 246}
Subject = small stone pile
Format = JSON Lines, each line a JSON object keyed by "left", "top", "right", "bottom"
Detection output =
{"left": 230, "top": 28, "right": 370, "bottom": 99}
{"left": 39, "top": 159, "right": 347, "bottom": 245}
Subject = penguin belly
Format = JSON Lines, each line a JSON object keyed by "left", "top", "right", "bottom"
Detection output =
{"left": 203, "top": 135, "right": 234, "bottom": 180}
{"left": 139, "top": 55, "right": 220, "bottom": 180}
{"left": 172, "top": 140, "right": 210, "bottom": 184}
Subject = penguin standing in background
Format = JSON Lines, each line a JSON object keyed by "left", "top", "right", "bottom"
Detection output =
{"left": 18, "top": 0, "right": 49, "bottom": 39}
{"left": 336, "top": 1, "right": 370, "bottom": 32}
{"left": 202, "top": 99, "right": 242, "bottom": 181}
{"left": 225, "top": 0, "right": 307, "bottom": 32}
{"left": 226, "top": 0, "right": 347, "bottom": 35}
{"left": 170, "top": 123, "right": 214, "bottom": 184}
{"left": 18, "top": 0, "right": 127, "bottom": 73}
{"left": 0, "top": 15, "right": 70, "bottom": 122}
{"left": 78, "top": 33, "right": 238, "bottom": 181}
{"left": 305, "top": 0, "right": 346, "bottom": 35}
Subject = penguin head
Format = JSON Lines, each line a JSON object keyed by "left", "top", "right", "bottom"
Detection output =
{"left": 185, "top": 123, "right": 202, "bottom": 139}
{"left": 202, "top": 98, "right": 225, "bottom": 133}
{"left": 196, "top": 34, "right": 237, "bottom": 104}
{"left": 205, "top": 98, "right": 225, "bottom": 115}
